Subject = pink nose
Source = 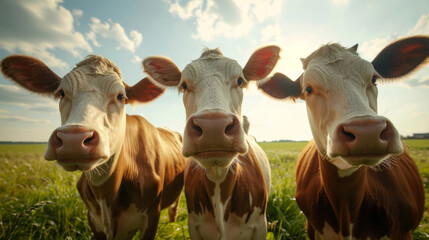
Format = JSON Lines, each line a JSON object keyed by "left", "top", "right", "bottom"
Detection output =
{"left": 183, "top": 112, "right": 246, "bottom": 157}
{"left": 45, "top": 125, "right": 99, "bottom": 160}
{"left": 333, "top": 118, "right": 398, "bottom": 155}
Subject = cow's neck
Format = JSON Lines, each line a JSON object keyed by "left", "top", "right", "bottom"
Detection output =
{"left": 206, "top": 163, "right": 238, "bottom": 239}
{"left": 84, "top": 152, "right": 121, "bottom": 187}
{"left": 319, "top": 152, "right": 367, "bottom": 228}
{"left": 84, "top": 146, "right": 128, "bottom": 201}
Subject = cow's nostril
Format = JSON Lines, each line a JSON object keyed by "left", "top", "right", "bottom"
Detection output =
{"left": 54, "top": 131, "right": 63, "bottom": 148}
{"left": 379, "top": 122, "right": 390, "bottom": 141}
{"left": 190, "top": 119, "right": 203, "bottom": 138}
{"left": 84, "top": 136, "right": 93, "bottom": 144}
{"left": 224, "top": 117, "right": 238, "bottom": 137}
{"left": 342, "top": 128, "right": 356, "bottom": 141}
{"left": 225, "top": 124, "right": 233, "bottom": 134}
{"left": 83, "top": 131, "right": 97, "bottom": 146}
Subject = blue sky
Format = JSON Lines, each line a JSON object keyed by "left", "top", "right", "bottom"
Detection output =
{"left": 0, "top": 0, "right": 428, "bottom": 142}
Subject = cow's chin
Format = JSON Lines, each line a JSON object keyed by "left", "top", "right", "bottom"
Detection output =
{"left": 192, "top": 151, "right": 239, "bottom": 169}
{"left": 55, "top": 157, "right": 108, "bottom": 172}
{"left": 333, "top": 154, "right": 390, "bottom": 168}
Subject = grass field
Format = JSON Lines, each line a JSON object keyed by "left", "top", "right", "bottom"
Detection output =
{"left": 0, "top": 140, "right": 428, "bottom": 239}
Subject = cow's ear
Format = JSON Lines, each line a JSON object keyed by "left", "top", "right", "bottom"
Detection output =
{"left": 258, "top": 72, "right": 302, "bottom": 100}
{"left": 125, "top": 77, "right": 166, "bottom": 104}
{"left": 142, "top": 57, "right": 182, "bottom": 88}
{"left": 372, "top": 36, "right": 429, "bottom": 79}
{"left": 243, "top": 45, "right": 281, "bottom": 81}
{"left": 1, "top": 55, "right": 61, "bottom": 96}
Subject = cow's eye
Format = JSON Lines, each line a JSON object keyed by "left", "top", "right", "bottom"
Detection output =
{"left": 59, "top": 89, "right": 65, "bottom": 98}
{"left": 237, "top": 77, "right": 244, "bottom": 86}
{"left": 117, "top": 93, "right": 125, "bottom": 102}
{"left": 305, "top": 86, "right": 313, "bottom": 94}
{"left": 371, "top": 76, "right": 377, "bottom": 85}
{"left": 181, "top": 82, "right": 188, "bottom": 90}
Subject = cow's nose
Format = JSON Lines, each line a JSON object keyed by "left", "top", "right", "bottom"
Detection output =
{"left": 183, "top": 112, "right": 246, "bottom": 157}
{"left": 334, "top": 118, "right": 397, "bottom": 154}
{"left": 45, "top": 126, "right": 99, "bottom": 160}
{"left": 187, "top": 113, "right": 239, "bottom": 140}
{"left": 56, "top": 129, "right": 98, "bottom": 149}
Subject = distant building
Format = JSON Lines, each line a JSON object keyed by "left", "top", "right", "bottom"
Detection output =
{"left": 411, "top": 133, "right": 429, "bottom": 139}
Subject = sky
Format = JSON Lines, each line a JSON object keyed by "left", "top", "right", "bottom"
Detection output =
{"left": 0, "top": 0, "right": 428, "bottom": 142}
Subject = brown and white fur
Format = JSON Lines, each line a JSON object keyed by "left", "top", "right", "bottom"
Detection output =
{"left": 258, "top": 36, "right": 428, "bottom": 239}
{"left": 1, "top": 55, "right": 187, "bottom": 240}
{"left": 143, "top": 46, "right": 279, "bottom": 240}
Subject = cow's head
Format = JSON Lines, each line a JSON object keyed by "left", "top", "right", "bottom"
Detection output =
{"left": 1, "top": 55, "right": 164, "bottom": 173}
{"left": 143, "top": 46, "right": 280, "bottom": 170}
{"left": 259, "top": 36, "right": 429, "bottom": 168}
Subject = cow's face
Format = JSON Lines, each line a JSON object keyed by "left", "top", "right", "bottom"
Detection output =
{"left": 46, "top": 63, "right": 127, "bottom": 171}
{"left": 1, "top": 55, "right": 164, "bottom": 173}
{"left": 259, "top": 36, "right": 429, "bottom": 169}
{"left": 299, "top": 46, "right": 402, "bottom": 167}
{"left": 143, "top": 46, "right": 280, "bottom": 170}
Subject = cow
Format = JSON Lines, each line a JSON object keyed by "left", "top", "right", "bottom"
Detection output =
{"left": 257, "top": 36, "right": 428, "bottom": 239}
{"left": 142, "top": 46, "right": 279, "bottom": 240}
{"left": 1, "top": 55, "right": 187, "bottom": 240}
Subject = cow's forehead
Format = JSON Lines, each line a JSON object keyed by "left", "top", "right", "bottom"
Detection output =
{"left": 62, "top": 66, "right": 124, "bottom": 93}
{"left": 182, "top": 57, "right": 242, "bottom": 84}
{"left": 303, "top": 51, "right": 374, "bottom": 87}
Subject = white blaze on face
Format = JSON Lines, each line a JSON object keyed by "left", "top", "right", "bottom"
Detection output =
{"left": 59, "top": 68, "right": 126, "bottom": 159}
{"left": 181, "top": 51, "right": 249, "bottom": 169}
{"left": 181, "top": 57, "right": 245, "bottom": 119}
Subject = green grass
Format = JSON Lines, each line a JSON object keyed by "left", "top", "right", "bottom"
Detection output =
{"left": 0, "top": 140, "right": 428, "bottom": 239}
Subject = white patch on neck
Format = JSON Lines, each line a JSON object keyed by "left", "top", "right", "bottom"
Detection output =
{"left": 188, "top": 170, "right": 267, "bottom": 240}
{"left": 84, "top": 153, "right": 119, "bottom": 186}
{"left": 328, "top": 157, "right": 360, "bottom": 178}
{"left": 337, "top": 166, "right": 360, "bottom": 178}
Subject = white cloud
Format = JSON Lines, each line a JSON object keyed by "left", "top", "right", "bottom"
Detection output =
{"left": 0, "top": 84, "right": 58, "bottom": 112}
{"left": 359, "top": 36, "right": 394, "bottom": 60}
{"left": 409, "top": 14, "right": 429, "bottom": 35}
{"left": 0, "top": 115, "right": 51, "bottom": 125}
{"left": 358, "top": 13, "right": 429, "bottom": 88}
{"left": 72, "top": 9, "right": 83, "bottom": 18}
{"left": 168, "top": 0, "right": 201, "bottom": 19}
{"left": 86, "top": 17, "right": 143, "bottom": 62}
{"left": 0, "top": 0, "right": 92, "bottom": 68}
{"left": 166, "top": 0, "right": 282, "bottom": 41}
{"left": 331, "top": 0, "right": 349, "bottom": 5}
{"left": 87, "top": 18, "right": 141, "bottom": 50}
{"left": 360, "top": 13, "right": 429, "bottom": 61}
{"left": 260, "top": 23, "right": 282, "bottom": 43}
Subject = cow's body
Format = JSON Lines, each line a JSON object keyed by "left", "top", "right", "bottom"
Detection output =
{"left": 296, "top": 141, "right": 424, "bottom": 239}
{"left": 258, "top": 36, "right": 428, "bottom": 239}
{"left": 143, "top": 46, "right": 279, "bottom": 239}
{"left": 1, "top": 55, "right": 186, "bottom": 240}
{"left": 77, "top": 115, "right": 185, "bottom": 239}
{"left": 185, "top": 138, "right": 269, "bottom": 240}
